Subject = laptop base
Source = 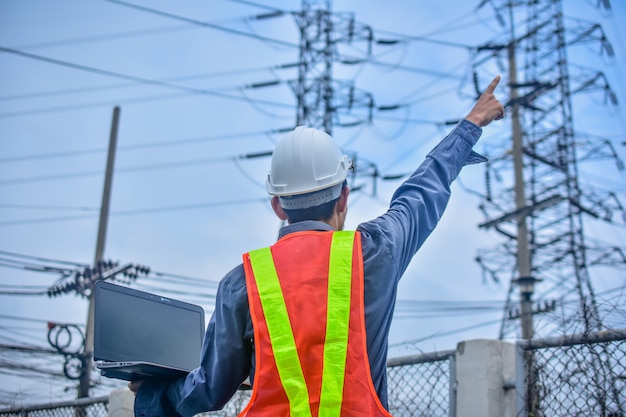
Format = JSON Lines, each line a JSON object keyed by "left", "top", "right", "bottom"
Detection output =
{"left": 97, "top": 361, "right": 190, "bottom": 381}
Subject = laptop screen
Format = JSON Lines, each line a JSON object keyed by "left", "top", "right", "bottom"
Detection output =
{"left": 94, "top": 281, "right": 205, "bottom": 372}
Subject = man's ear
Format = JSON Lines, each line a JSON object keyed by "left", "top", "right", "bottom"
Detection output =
{"left": 336, "top": 185, "right": 349, "bottom": 214}
{"left": 271, "top": 196, "right": 288, "bottom": 221}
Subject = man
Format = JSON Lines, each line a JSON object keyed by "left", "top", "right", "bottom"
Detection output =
{"left": 131, "top": 76, "right": 504, "bottom": 416}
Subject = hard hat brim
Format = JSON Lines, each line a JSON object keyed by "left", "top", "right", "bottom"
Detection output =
{"left": 278, "top": 182, "right": 345, "bottom": 210}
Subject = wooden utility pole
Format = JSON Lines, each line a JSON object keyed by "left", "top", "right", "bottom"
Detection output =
{"left": 78, "top": 106, "right": 120, "bottom": 398}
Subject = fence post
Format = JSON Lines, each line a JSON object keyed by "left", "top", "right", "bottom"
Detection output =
{"left": 108, "top": 389, "right": 134, "bottom": 417}
{"left": 449, "top": 353, "right": 457, "bottom": 417}
{"left": 514, "top": 343, "right": 528, "bottom": 417}
{"left": 455, "top": 339, "right": 516, "bottom": 417}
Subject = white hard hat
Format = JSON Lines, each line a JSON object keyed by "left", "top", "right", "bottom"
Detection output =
{"left": 266, "top": 126, "right": 351, "bottom": 200}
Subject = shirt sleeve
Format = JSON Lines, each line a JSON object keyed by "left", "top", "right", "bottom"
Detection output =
{"left": 134, "top": 265, "right": 253, "bottom": 417}
{"left": 358, "top": 119, "right": 484, "bottom": 280}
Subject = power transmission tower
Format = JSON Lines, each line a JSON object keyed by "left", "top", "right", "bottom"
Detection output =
{"left": 472, "top": 0, "right": 625, "bottom": 340}
{"left": 291, "top": 0, "right": 374, "bottom": 135}
{"left": 471, "top": 3, "right": 625, "bottom": 412}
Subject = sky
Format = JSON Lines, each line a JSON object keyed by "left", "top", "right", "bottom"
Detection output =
{"left": 1, "top": 0, "right": 625, "bottom": 408}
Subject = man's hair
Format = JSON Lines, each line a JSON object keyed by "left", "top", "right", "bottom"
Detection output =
{"left": 283, "top": 197, "right": 338, "bottom": 223}
{"left": 281, "top": 181, "right": 346, "bottom": 223}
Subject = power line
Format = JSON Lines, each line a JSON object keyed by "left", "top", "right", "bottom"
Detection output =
{"left": 0, "top": 203, "right": 99, "bottom": 212}
{"left": 107, "top": 196, "right": 270, "bottom": 216}
{"left": 0, "top": 65, "right": 284, "bottom": 103}
{"left": 101, "top": 0, "right": 298, "bottom": 48}
{"left": 0, "top": 250, "right": 88, "bottom": 268}
{"left": 0, "top": 146, "right": 273, "bottom": 186}
{"left": 0, "top": 46, "right": 294, "bottom": 111}
{"left": 0, "top": 130, "right": 270, "bottom": 164}
{"left": 364, "top": 0, "right": 503, "bottom": 52}
{"left": 10, "top": 24, "right": 195, "bottom": 51}
{"left": 388, "top": 286, "right": 626, "bottom": 347}
{"left": 0, "top": 288, "right": 48, "bottom": 296}
{"left": 0, "top": 197, "right": 269, "bottom": 227}
{"left": 0, "top": 90, "right": 189, "bottom": 118}
{"left": 148, "top": 271, "right": 220, "bottom": 289}
{"left": 389, "top": 318, "right": 504, "bottom": 349}
{"left": 0, "top": 285, "right": 50, "bottom": 291}
{"left": 0, "top": 314, "right": 63, "bottom": 325}
{"left": 344, "top": 54, "right": 466, "bottom": 79}
{"left": 0, "top": 252, "right": 222, "bottom": 297}
{"left": 395, "top": 298, "right": 506, "bottom": 307}
{"left": 132, "top": 283, "right": 216, "bottom": 302}
{"left": 227, "top": 0, "right": 284, "bottom": 12}
{"left": 0, "top": 22, "right": 470, "bottom": 122}
{"left": 0, "top": 77, "right": 293, "bottom": 119}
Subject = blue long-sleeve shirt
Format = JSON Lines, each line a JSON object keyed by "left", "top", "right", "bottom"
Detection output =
{"left": 134, "top": 119, "right": 485, "bottom": 417}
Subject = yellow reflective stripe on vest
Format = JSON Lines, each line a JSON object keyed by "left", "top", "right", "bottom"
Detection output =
{"left": 248, "top": 231, "right": 355, "bottom": 417}
{"left": 319, "top": 231, "right": 353, "bottom": 417}
{"left": 248, "top": 246, "right": 313, "bottom": 417}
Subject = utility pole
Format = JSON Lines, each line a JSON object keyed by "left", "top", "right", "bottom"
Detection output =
{"left": 78, "top": 106, "right": 120, "bottom": 398}
{"left": 508, "top": 39, "right": 536, "bottom": 341}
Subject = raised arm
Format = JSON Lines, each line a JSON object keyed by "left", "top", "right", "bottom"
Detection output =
{"left": 358, "top": 75, "right": 505, "bottom": 280}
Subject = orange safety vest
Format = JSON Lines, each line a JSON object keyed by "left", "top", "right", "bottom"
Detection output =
{"left": 239, "top": 230, "right": 392, "bottom": 417}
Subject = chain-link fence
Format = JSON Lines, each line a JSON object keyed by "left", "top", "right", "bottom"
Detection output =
{"left": 3, "top": 329, "right": 624, "bottom": 417}
{"left": 519, "top": 329, "right": 626, "bottom": 417}
{"left": 198, "top": 350, "right": 456, "bottom": 417}
{"left": 200, "top": 390, "right": 252, "bottom": 416}
{"left": 386, "top": 350, "right": 455, "bottom": 417}
{"left": 0, "top": 396, "right": 108, "bottom": 417}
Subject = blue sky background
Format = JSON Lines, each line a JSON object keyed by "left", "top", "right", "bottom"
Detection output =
{"left": 1, "top": 0, "right": 625, "bottom": 407}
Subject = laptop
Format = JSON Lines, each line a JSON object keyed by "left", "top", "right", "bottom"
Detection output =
{"left": 94, "top": 280, "right": 205, "bottom": 381}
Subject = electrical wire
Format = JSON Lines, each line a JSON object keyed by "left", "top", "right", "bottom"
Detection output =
{"left": 227, "top": 0, "right": 284, "bottom": 12}
{"left": 0, "top": 196, "right": 269, "bottom": 227}
{"left": 0, "top": 255, "right": 224, "bottom": 300}
{"left": 0, "top": 0, "right": 623, "bottom": 407}
{"left": 343, "top": 53, "right": 465, "bottom": 79}
{"left": 0, "top": 91, "right": 193, "bottom": 118}
{"left": 10, "top": 24, "right": 195, "bottom": 51}
{"left": 147, "top": 271, "right": 220, "bottom": 289}
{"left": 0, "top": 46, "right": 294, "bottom": 114}
{"left": 132, "top": 283, "right": 216, "bottom": 301}
{"left": 0, "top": 203, "right": 99, "bottom": 212}
{"left": 0, "top": 130, "right": 271, "bottom": 164}
{"left": 0, "top": 148, "right": 267, "bottom": 185}
{"left": 0, "top": 250, "right": 88, "bottom": 268}
{"left": 0, "top": 314, "right": 74, "bottom": 325}
{"left": 0, "top": 64, "right": 290, "bottom": 103}
{"left": 389, "top": 317, "right": 503, "bottom": 349}
{"left": 101, "top": 0, "right": 298, "bottom": 48}
{"left": 10, "top": 3, "right": 281, "bottom": 52}
{"left": 0, "top": 289, "right": 48, "bottom": 296}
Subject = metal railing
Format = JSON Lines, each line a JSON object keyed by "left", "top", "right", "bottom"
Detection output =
{"left": 0, "top": 396, "right": 108, "bottom": 417}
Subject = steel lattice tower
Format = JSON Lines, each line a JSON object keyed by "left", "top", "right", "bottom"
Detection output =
{"left": 291, "top": 0, "right": 374, "bottom": 135}
{"left": 472, "top": 0, "right": 625, "bottom": 340}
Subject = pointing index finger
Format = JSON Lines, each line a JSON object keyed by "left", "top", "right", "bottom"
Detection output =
{"left": 484, "top": 75, "right": 501, "bottom": 94}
